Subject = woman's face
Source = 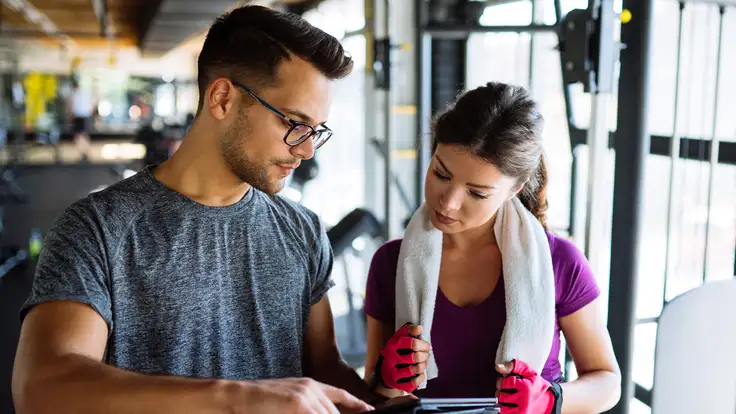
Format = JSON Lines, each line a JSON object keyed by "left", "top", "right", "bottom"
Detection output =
{"left": 424, "top": 143, "right": 520, "bottom": 234}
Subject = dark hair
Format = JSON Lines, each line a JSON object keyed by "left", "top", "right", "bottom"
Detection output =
{"left": 431, "top": 82, "right": 549, "bottom": 228}
{"left": 196, "top": 5, "right": 354, "bottom": 112}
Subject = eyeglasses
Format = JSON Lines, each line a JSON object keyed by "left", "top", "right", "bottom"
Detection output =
{"left": 231, "top": 80, "right": 333, "bottom": 150}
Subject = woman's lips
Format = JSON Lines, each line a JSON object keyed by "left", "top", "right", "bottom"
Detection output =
{"left": 435, "top": 210, "right": 457, "bottom": 225}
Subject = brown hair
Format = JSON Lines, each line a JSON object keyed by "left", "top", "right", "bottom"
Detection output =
{"left": 431, "top": 82, "right": 549, "bottom": 228}
{"left": 196, "top": 5, "right": 354, "bottom": 112}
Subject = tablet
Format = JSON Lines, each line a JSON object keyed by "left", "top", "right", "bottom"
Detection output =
{"left": 371, "top": 398, "right": 500, "bottom": 413}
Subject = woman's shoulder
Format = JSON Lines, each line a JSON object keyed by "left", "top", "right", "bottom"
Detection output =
{"left": 371, "top": 238, "right": 404, "bottom": 271}
{"left": 545, "top": 230, "right": 589, "bottom": 270}
{"left": 376, "top": 238, "right": 403, "bottom": 255}
{"left": 364, "top": 239, "right": 404, "bottom": 319}
{"left": 545, "top": 230, "right": 600, "bottom": 312}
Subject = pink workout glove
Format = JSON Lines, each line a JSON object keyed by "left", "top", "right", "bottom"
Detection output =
{"left": 496, "top": 359, "right": 563, "bottom": 414}
{"left": 376, "top": 323, "right": 421, "bottom": 393}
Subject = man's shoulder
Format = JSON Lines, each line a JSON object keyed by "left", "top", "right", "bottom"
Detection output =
{"left": 261, "top": 193, "right": 324, "bottom": 235}
{"left": 59, "top": 170, "right": 161, "bottom": 236}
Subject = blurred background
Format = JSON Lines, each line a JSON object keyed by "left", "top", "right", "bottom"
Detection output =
{"left": 0, "top": 0, "right": 734, "bottom": 413}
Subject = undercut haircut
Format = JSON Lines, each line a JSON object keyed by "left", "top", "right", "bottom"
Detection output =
{"left": 196, "top": 5, "right": 354, "bottom": 113}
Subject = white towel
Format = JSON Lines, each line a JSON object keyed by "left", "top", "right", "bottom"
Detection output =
{"left": 395, "top": 197, "right": 556, "bottom": 390}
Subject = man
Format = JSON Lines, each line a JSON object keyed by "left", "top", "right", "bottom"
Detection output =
{"left": 12, "top": 6, "right": 378, "bottom": 414}
{"left": 67, "top": 79, "right": 94, "bottom": 162}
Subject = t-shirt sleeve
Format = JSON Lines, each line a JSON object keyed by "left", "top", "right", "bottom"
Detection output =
{"left": 363, "top": 240, "right": 400, "bottom": 322}
{"left": 20, "top": 200, "right": 113, "bottom": 331}
{"left": 309, "top": 218, "right": 336, "bottom": 305}
{"left": 553, "top": 236, "right": 601, "bottom": 318}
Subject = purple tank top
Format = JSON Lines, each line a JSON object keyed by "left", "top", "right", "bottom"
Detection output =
{"left": 363, "top": 231, "right": 600, "bottom": 398}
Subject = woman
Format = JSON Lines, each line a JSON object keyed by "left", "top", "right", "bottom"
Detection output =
{"left": 363, "top": 82, "right": 621, "bottom": 414}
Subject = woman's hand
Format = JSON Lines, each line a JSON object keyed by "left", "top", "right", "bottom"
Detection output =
{"left": 495, "top": 360, "right": 561, "bottom": 414}
{"left": 375, "top": 324, "right": 431, "bottom": 393}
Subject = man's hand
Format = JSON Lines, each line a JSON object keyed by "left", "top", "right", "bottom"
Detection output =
{"left": 241, "top": 377, "right": 374, "bottom": 414}
{"left": 376, "top": 324, "right": 431, "bottom": 393}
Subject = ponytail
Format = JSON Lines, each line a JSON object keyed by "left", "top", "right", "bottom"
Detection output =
{"left": 517, "top": 152, "right": 549, "bottom": 229}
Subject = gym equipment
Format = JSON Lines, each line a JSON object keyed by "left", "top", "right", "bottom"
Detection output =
{"left": 327, "top": 208, "right": 382, "bottom": 367}
{"left": 0, "top": 249, "right": 27, "bottom": 281}
{"left": 651, "top": 280, "right": 736, "bottom": 414}
{"left": 0, "top": 166, "right": 28, "bottom": 203}
{"left": 291, "top": 157, "right": 319, "bottom": 192}
{"left": 369, "top": 138, "right": 416, "bottom": 230}
{"left": 134, "top": 119, "right": 185, "bottom": 166}
{"left": 327, "top": 208, "right": 382, "bottom": 258}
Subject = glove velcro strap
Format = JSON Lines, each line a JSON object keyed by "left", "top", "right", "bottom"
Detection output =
{"left": 548, "top": 381, "right": 563, "bottom": 414}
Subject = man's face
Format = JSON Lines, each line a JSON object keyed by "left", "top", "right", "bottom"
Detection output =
{"left": 217, "top": 57, "right": 335, "bottom": 194}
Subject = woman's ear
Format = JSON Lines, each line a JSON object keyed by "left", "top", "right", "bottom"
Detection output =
{"left": 509, "top": 182, "right": 526, "bottom": 201}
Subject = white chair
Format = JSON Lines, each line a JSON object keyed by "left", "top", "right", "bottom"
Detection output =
{"left": 651, "top": 279, "right": 736, "bottom": 414}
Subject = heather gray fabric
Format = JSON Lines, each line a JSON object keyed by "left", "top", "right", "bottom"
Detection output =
{"left": 21, "top": 165, "right": 335, "bottom": 380}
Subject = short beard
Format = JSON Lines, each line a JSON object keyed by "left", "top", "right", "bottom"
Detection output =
{"left": 219, "top": 110, "right": 290, "bottom": 195}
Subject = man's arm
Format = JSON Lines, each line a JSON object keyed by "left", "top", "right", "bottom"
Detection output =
{"left": 13, "top": 300, "right": 372, "bottom": 414}
{"left": 303, "top": 297, "right": 385, "bottom": 406}
{"left": 12, "top": 301, "right": 237, "bottom": 414}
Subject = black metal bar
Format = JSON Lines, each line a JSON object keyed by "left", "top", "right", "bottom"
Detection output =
{"left": 567, "top": 128, "right": 736, "bottom": 166}
{"left": 634, "top": 383, "right": 652, "bottom": 406}
{"left": 557, "top": 14, "right": 580, "bottom": 142}
{"left": 662, "top": 1, "right": 685, "bottom": 309}
{"left": 702, "top": 5, "right": 726, "bottom": 281}
{"left": 424, "top": 23, "right": 558, "bottom": 39}
{"left": 607, "top": 1, "right": 654, "bottom": 413}
{"left": 649, "top": 135, "right": 736, "bottom": 166}
{"left": 558, "top": 6, "right": 583, "bottom": 236}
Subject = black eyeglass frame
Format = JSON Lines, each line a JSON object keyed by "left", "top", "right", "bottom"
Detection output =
{"left": 231, "top": 80, "right": 333, "bottom": 149}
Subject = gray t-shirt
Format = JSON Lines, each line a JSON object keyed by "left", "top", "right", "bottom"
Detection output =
{"left": 21, "top": 166, "right": 335, "bottom": 380}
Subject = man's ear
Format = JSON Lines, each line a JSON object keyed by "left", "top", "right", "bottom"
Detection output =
{"left": 208, "top": 78, "right": 237, "bottom": 121}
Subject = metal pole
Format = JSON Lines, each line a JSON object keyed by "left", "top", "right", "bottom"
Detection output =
{"left": 607, "top": 1, "right": 654, "bottom": 413}
{"left": 583, "top": 93, "right": 611, "bottom": 268}
{"left": 375, "top": 0, "right": 392, "bottom": 240}
{"left": 528, "top": 0, "right": 536, "bottom": 93}
{"left": 583, "top": 0, "right": 616, "bottom": 277}
{"left": 363, "top": 0, "right": 383, "bottom": 242}
{"left": 702, "top": 5, "right": 725, "bottom": 281}
{"left": 662, "top": 1, "right": 685, "bottom": 306}
{"left": 416, "top": 0, "right": 431, "bottom": 211}
{"left": 558, "top": 4, "right": 582, "bottom": 240}
{"left": 569, "top": 147, "right": 580, "bottom": 238}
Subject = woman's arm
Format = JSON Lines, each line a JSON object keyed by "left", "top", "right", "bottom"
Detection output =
{"left": 364, "top": 316, "right": 409, "bottom": 399}
{"left": 558, "top": 297, "right": 622, "bottom": 413}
